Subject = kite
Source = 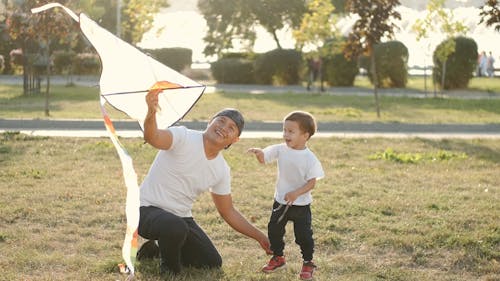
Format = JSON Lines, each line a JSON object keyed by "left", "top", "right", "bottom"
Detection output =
{"left": 32, "top": 3, "right": 206, "bottom": 280}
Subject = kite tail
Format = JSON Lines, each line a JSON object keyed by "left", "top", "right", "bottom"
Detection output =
{"left": 100, "top": 96, "right": 140, "bottom": 279}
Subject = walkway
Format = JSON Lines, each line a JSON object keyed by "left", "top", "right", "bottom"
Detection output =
{"left": 1, "top": 75, "right": 499, "bottom": 99}
{"left": 1, "top": 75, "right": 499, "bottom": 138}
{"left": 1, "top": 119, "right": 499, "bottom": 139}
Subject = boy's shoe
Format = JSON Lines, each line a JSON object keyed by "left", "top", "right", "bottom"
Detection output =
{"left": 300, "top": 261, "right": 317, "bottom": 280}
{"left": 261, "top": 255, "right": 286, "bottom": 273}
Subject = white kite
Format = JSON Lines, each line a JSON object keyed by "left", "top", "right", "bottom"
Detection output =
{"left": 32, "top": 3, "right": 206, "bottom": 280}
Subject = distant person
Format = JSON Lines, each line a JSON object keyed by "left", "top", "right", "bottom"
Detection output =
{"left": 487, "top": 51, "right": 495, "bottom": 78}
{"left": 479, "top": 51, "right": 488, "bottom": 77}
{"left": 0, "top": 55, "right": 4, "bottom": 73}
{"left": 477, "top": 52, "right": 483, "bottom": 76}
{"left": 137, "top": 90, "right": 271, "bottom": 276}
{"left": 306, "top": 57, "right": 324, "bottom": 92}
{"left": 248, "top": 111, "right": 325, "bottom": 281}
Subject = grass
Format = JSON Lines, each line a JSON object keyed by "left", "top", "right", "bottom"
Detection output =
{"left": 355, "top": 76, "right": 500, "bottom": 94}
{"left": 0, "top": 76, "right": 499, "bottom": 280}
{"left": 0, "top": 132, "right": 499, "bottom": 280}
{"left": 1, "top": 79, "right": 500, "bottom": 124}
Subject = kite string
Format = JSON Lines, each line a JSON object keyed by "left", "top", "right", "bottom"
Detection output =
{"left": 99, "top": 96, "right": 140, "bottom": 279}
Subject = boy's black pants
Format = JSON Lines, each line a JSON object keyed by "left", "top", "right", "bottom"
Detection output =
{"left": 268, "top": 200, "right": 314, "bottom": 261}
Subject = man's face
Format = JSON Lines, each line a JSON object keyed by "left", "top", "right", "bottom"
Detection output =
{"left": 207, "top": 116, "right": 240, "bottom": 147}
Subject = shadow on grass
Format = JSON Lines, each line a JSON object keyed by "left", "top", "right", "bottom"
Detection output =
{"left": 135, "top": 259, "right": 227, "bottom": 281}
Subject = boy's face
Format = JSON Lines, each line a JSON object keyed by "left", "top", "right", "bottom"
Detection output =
{"left": 283, "top": 120, "right": 309, "bottom": 150}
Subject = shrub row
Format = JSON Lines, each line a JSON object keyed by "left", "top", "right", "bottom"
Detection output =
{"left": 142, "top": 47, "right": 192, "bottom": 72}
{"left": 12, "top": 47, "right": 193, "bottom": 75}
{"left": 211, "top": 36, "right": 479, "bottom": 89}
{"left": 10, "top": 37, "right": 479, "bottom": 90}
{"left": 211, "top": 48, "right": 359, "bottom": 86}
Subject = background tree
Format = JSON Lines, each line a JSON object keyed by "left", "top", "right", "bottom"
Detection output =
{"left": 120, "top": 0, "right": 168, "bottom": 44}
{"left": 198, "top": 0, "right": 257, "bottom": 57}
{"left": 0, "top": 1, "right": 16, "bottom": 74}
{"left": 413, "top": 0, "right": 468, "bottom": 96}
{"left": 7, "top": 0, "right": 77, "bottom": 115}
{"left": 73, "top": 0, "right": 168, "bottom": 44}
{"left": 249, "top": 0, "right": 306, "bottom": 50}
{"left": 293, "top": 0, "right": 339, "bottom": 55}
{"left": 198, "top": 0, "right": 306, "bottom": 57}
{"left": 330, "top": 0, "right": 345, "bottom": 13}
{"left": 479, "top": 0, "right": 500, "bottom": 31}
{"left": 293, "top": 0, "right": 339, "bottom": 91}
{"left": 343, "top": 0, "right": 401, "bottom": 118}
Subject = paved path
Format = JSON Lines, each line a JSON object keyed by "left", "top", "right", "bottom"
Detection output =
{"left": 1, "top": 119, "right": 499, "bottom": 139}
{"left": 1, "top": 75, "right": 499, "bottom": 99}
{"left": 1, "top": 75, "right": 499, "bottom": 138}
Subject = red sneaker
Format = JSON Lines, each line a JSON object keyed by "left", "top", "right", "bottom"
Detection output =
{"left": 261, "top": 255, "right": 286, "bottom": 273}
{"left": 300, "top": 261, "right": 316, "bottom": 280}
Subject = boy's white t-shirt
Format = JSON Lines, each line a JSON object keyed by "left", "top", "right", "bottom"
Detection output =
{"left": 140, "top": 126, "right": 231, "bottom": 217}
{"left": 263, "top": 143, "right": 324, "bottom": 206}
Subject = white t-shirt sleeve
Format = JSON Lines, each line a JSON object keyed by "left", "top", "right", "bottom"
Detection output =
{"left": 306, "top": 154, "right": 325, "bottom": 181}
{"left": 168, "top": 126, "right": 188, "bottom": 150}
{"left": 263, "top": 144, "right": 280, "bottom": 164}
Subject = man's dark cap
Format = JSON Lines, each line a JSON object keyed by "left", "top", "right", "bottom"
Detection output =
{"left": 213, "top": 108, "right": 244, "bottom": 136}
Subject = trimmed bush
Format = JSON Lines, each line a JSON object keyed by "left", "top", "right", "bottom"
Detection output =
{"left": 72, "top": 53, "right": 100, "bottom": 75}
{"left": 323, "top": 53, "right": 358, "bottom": 86}
{"left": 211, "top": 58, "right": 255, "bottom": 84}
{"left": 432, "top": 36, "right": 477, "bottom": 89}
{"left": 363, "top": 41, "right": 409, "bottom": 88}
{"left": 53, "top": 50, "right": 75, "bottom": 74}
{"left": 144, "top": 47, "right": 192, "bottom": 72}
{"left": 220, "top": 52, "right": 256, "bottom": 60}
{"left": 254, "top": 49, "right": 302, "bottom": 85}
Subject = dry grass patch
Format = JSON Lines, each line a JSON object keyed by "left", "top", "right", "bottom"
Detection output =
{"left": 0, "top": 133, "right": 498, "bottom": 280}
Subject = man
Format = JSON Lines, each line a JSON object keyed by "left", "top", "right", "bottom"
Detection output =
{"left": 137, "top": 89, "right": 271, "bottom": 275}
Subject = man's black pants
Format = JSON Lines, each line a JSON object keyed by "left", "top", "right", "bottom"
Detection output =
{"left": 138, "top": 206, "right": 222, "bottom": 273}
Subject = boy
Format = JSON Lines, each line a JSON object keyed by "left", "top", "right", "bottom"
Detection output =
{"left": 248, "top": 111, "right": 324, "bottom": 280}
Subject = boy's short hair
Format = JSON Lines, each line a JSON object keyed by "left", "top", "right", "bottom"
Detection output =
{"left": 284, "top": 111, "right": 316, "bottom": 139}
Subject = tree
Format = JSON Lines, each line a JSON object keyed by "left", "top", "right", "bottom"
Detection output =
{"left": 330, "top": 0, "right": 346, "bottom": 13}
{"left": 0, "top": 1, "right": 17, "bottom": 74}
{"left": 343, "top": 0, "right": 401, "bottom": 118}
{"left": 73, "top": 0, "right": 168, "bottom": 44}
{"left": 293, "top": 0, "right": 339, "bottom": 55}
{"left": 121, "top": 0, "right": 168, "bottom": 44}
{"left": 412, "top": 0, "right": 468, "bottom": 96}
{"left": 479, "top": 0, "right": 500, "bottom": 32}
{"left": 253, "top": 0, "right": 306, "bottom": 49}
{"left": 293, "top": 0, "right": 340, "bottom": 92}
{"left": 198, "top": 0, "right": 306, "bottom": 57}
{"left": 7, "top": 0, "right": 77, "bottom": 117}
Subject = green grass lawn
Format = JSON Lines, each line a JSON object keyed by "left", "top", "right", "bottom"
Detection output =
{"left": 355, "top": 76, "right": 500, "bottom": 94}
{"left": 1, "top": 76, "right": 499, "bottom": 280}
{"left": 1, "top": 81, "right": 500, "bottom": 124}
{"left": 0, "top": 133, "right": 499, "bottom": 280}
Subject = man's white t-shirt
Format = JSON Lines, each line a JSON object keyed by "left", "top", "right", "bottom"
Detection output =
{"left": 140, "top": 126, "right": 231, "bottom": 217}
{"left": 263, "top": 143, "right": 324, "bottom": 206}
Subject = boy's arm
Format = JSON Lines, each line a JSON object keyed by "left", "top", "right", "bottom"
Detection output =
{"left": 247, "top": 148, "right": 265, "bottom": 164}
{"left": 284, "top": 178, "right": 316, "bottom": 205}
